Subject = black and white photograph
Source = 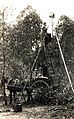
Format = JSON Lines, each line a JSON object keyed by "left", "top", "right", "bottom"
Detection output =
{"left": 0, "top": 0, "right": 74, "bottom": 119}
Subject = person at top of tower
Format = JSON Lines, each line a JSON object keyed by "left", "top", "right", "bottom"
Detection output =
{"left": 42, "top": 22, "right": 47, "bottom": 34}
{"left": 41, "top": 22, "right": 48, "bottom": 46}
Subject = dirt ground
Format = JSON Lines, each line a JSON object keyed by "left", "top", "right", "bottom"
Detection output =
{"left": 0, "top": 92, "right": 74, "bottom": 119}
{"left": 0, "top": 103, "right": 74, "bottom": 119}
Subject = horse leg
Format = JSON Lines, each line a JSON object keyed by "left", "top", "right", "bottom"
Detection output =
{"left": 10, "top": 91, "right": 12, "bottom": 104}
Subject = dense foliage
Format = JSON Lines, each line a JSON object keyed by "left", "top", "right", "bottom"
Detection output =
{"left": 1, "top": 7, "right": 74, "bottom": 105}
{"left": 55, "top": 15, "right": 74, "bottom": 80}
{"left": 8, "top": 6, "right": 43, "bottom": 79}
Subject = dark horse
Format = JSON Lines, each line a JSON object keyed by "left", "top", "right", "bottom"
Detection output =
{"left": 7, "top": 79, "right": 33, "bottom": 104}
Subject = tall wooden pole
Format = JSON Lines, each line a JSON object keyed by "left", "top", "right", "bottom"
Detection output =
{"left": 56, "top": 36, "right": 74, "bottom": 93}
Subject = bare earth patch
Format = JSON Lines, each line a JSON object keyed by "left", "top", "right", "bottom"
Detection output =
{"left": 0, "top": 104, "right": 74, "bottom": 119}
